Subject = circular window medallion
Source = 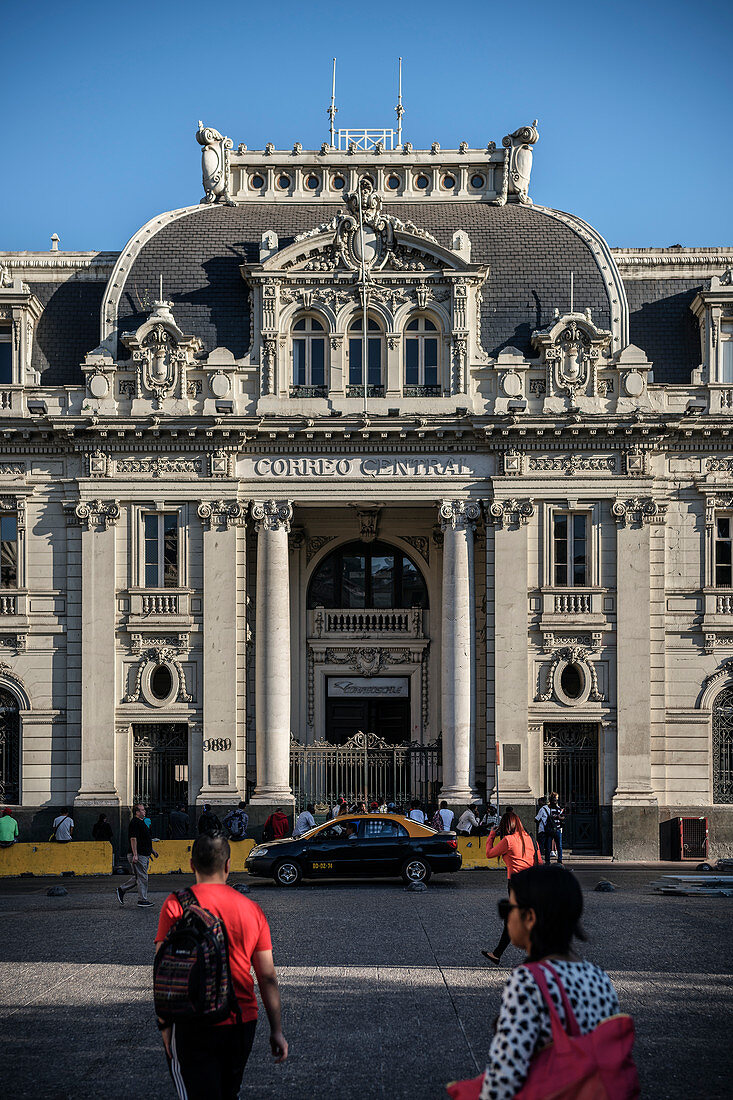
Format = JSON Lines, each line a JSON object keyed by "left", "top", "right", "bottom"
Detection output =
{"left": 415, "top": 175, "right": 429, "bottom": 190}
{"left": 151, "top": 664, "right": 173, "bottom": 701}
{"left": 250, "top": 174, "right": 265, "bottom": 189}
{"left": 306, "top": 174, "right": 319, "bottom": 190}
{"left": 552, "top": 658, "right": 592, "bottom": 707}
{"left": 387, "top": 174, "right": 400, "bottom": 190}
{"left": 277, "top": 174, "right": 291, "bottom": 190}
{"left": 502, "top": 372, "right": 522, "bottom": 398}
{"left": 442, "top": 175, "right": 456, "bottom": 189}
{"left": 471, "top": 174, "right": 485, "bottom": 189}
{"left": 560, "top": 663, "right": 583, "bottom": 699}
{"left": 331, "top": 175, "right": 345, "bottom": 190}
{"left": 624, "top": 371, "right": 644, "bottom": 397}
{"left": 210, "top": 373, "right": 230, "bottom": 398}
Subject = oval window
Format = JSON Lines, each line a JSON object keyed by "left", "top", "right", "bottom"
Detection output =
{"left": 250, "top": 174, "right": 265, "bottom": 189}
{"left": 442, "top": 175, "right": 456, "bottom": 189}
{"left": 471, "top": 174, "right": 485, "bottom": 189}
{"left": 415, "top": 175, "right": 429, "bottom": 190}
{"left": 560, "top": 663, "right": 583, "bottom": 700}
{"left": 151, "top": 664, "right": 173, "bottom": 701}
{"left": 277, "top": 174, "right": 291, "bottom": 190}
{"left": 306, "top": 174, "right": 319, "bottom": 190}
{"left": 387, "top": 174, "right": 401, "bottom": 190}
{"left": 331, "top": 175, "right": 345, "bottom": 190}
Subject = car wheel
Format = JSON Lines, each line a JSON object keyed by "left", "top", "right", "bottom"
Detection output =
{"left": 274, "top": 860, "right": 302, "bottom": 887}
{"left": 402, "top": 857, "right": 431, "bottom": 884}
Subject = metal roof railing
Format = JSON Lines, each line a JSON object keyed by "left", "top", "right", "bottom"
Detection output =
{"left": 336, "top": 129, "right": 396, "bottom": 151}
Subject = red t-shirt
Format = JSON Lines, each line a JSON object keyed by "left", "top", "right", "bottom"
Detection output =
{"left": 155, "top": 883, "right": 272, "bottom": 1024}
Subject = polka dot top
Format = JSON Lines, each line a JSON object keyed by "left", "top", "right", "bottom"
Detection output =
{"left": 479, "top": 959, "right": 621, "bottom": 1100}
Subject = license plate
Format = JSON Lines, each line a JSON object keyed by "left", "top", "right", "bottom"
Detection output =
{"left": 312, "top": 862, "right": 333, "bottom": 870}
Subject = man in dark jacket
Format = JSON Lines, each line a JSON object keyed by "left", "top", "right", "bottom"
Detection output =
{"left": 197, "top": 803, "right": 224, "bottom": 836}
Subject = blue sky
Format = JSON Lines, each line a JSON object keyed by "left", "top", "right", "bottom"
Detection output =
{"left": 3, "top": 0, "right": 731, "bottom": 252}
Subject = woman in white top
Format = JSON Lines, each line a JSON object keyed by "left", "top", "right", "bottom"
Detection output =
{"left": 477, "top": 865, "right": 627, "bottom": 1100}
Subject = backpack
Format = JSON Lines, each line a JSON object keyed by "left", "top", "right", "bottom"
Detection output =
{"left": 514, "top": 962, "right": 639, "bottom": 1100}
{"left": 153, "top": 888, "right": 240, "bottom": 1025}
{"left": 431, "top": 810, "right": 444, "bottom": 831}
{"left": 198, "top": 811, "right": 223, "bottom": 837}
{"left": 543, "top": 807, "right": 559, "bottom": 838}
{"left": 262, "top": 815, "right": 275, "bottom": 841}
{"left": 225, "top": 811, "right": 248, "bottom": 840}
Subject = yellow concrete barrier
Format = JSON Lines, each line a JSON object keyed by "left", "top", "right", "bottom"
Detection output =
{"left": 0, "top": 841, "right": 112, "bottom": 877}
{"left": 457, "top": 836, "right": 504, "bottom": 869}
{"left": 148, "top": 839, "right": 255, "bottom": 874}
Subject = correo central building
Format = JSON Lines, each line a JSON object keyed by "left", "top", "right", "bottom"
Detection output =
{"left": 1, "top": 116, "right": 732, "bottom": 857}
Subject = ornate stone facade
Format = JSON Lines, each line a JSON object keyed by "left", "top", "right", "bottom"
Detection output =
{"left": 1, "top": 122, "right": 733, "bottom": 857}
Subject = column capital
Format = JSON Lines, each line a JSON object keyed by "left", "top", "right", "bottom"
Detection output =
{"left": 485, "top": 498, "right": 534, "bottom": 529}
{"left": 439, "top": 499, "right": 480, "bottom": 532}
{"left": 251, "top": 499, "right": 293, "bottom": 533}
{"left": 74, "top": 498, "right": 120, "bottom": 530}
{"left": 198, "top": 500, "right": 246, "bottom": 530}
{"left": 612, "top": 497, "right": 668, "bottom": 527}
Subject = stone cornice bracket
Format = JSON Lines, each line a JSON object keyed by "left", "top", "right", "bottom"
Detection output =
{"left": 611, "top": 497, "right": 668, "bottom": 527}
{"left": 439, "top": 499, "right": 481, "bottom": 532}
{"left": 486, "top": 498, "right": 534, "bottom": 529}
{"left": 251, "top": 499, "right": 293, "bottom": 533}
{"left": 197, "top": 501, "right": 246, "bottom": 530}
{"left": 350, "top": 503, "right": 383, "bottom": 542}
{"left": 75, "top": 499, "right": 120, "bottom": 530}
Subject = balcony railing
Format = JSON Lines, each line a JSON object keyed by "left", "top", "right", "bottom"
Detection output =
{"left": 346, "top": 384, "right": 385, "bottom": 398}
{"left": 716, "top": 594, "right": 733, "bottom": 614}
{"left": 289, "top": 384, "right": 328, "bottom": 399}
{"left": 310, "top": 606, "right": 424, "bottom": 639}
{"left": 0, "top": 594, "right": 17, "bottom": 615}
{"left": 554, "top": 593, "right": 592, "bottom": 615}
{"left": 141, "top": 593, "right": 179, "bottom": 615}
{"left": 404, "top": 384, "right": 442, "bottom": 398}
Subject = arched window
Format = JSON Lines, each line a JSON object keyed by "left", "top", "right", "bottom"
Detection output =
{"left": 405, "top": 316, "right": 441, "bottom": 396}
{"left": 291, "top": 316, "right": 327, "bottom": 397}
{"left": 713, "top": 686, "right": 733, "bottom": 803}
{"left": 347, "top": 316, "right": 384, "bottom": 397}
{"left": 0, "top": 688, "right": 20, "bottom": 804}
{"left": 308, "top": 540, "right": 428, "bottom": 610}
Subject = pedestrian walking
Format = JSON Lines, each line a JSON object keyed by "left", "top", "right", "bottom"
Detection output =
{"left": 169, "top": 803, "right": 190, "bottom": 839}
{"left": 51, "top": 809, "right": 74, "bottom": 842}
{"left": 154, "top": 833, "right": 288, "bottom": 1099}
{"left": 436, "top": 800, "right": 455, "bottom": 831}
{"left": 535, "top": 796, "right": 549, "bottom": 847}
{"left": 481, "top": 810, "right": 541, "bottom": 966}
{"left": 0, "top": 807, "right": 19, "bottom": 847}
{"left": 544, "top": 791, "right": 565, "bottom": 865}
{"left": 198, "top": 803, "right": 224, "bottom": 837}
{"left": 293, "top": 803, "right": 316, "bottom": 837}
{"left": 408, "top": 799, "right": 426, "bottom": 824}
{"left": 223, "top": 802, "right": 249, "bottom": 842}
{"left": 116, "top": 803, "right": 158, "bottom": 908}
{"left": 450, "top": 866, "right": 638, "bottom": 1100}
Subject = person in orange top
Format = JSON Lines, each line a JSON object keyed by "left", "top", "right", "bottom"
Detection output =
{"left": 481, "top": 809, "right": 542, "bottom": 966}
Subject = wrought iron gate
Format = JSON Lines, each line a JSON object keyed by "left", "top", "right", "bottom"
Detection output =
{"left": 543, "top": 723, "right": 600, "bottom": 851}
{"left": 712, "top": 687, "right": 733, "bottom": 803}
{"left": 0, "top": 689, "right": 20, "bottom": 804}
{"left": 133, "top": 724, "right": 188, "bottom": 828}
{"left": 290, "top": 731, "right": 441, "bottom": 812}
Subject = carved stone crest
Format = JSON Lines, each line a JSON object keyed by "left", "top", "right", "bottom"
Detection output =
{"left": 196, "top": 121, "right": 235, "bottom": 206}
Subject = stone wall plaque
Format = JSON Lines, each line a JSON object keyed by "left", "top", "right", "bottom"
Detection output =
{"left": 208, "top": 764, "right": 229, "bottom": 786}
{"left": 502, "top": 744, "right": 521, "bottom": 772}
{"left": 328, "top": 676, "right": 409, "bottom": 698}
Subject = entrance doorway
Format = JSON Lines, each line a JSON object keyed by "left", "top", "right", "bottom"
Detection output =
{"left": 543, "top": 723, "right": 600, "bottom": 851}
{"left": 326, "top": 696, "right": 411, "bottom": 746}
{"left": 133, "top": 723, "right": 188, "bottom": 836}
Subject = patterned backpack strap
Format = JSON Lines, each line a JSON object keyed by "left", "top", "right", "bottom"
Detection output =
{"left": 174, "top": 887, "right": 198, "bottom": 911}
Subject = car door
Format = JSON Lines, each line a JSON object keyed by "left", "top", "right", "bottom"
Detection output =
{"left": 301, "top": 820, "right": 358, "bottom": 877}
{"left": 357, "top": 817, "right": 410, "bottom": 876}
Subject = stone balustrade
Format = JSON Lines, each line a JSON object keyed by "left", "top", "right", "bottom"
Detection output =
{"left": 141, "top": 593, "right": 179, "bottom": 615}
{"left": 0, "top": 594, "right": 17, "bottom": 614}
{"left": 310, "top": 607, "right": 423, "bottom": 638}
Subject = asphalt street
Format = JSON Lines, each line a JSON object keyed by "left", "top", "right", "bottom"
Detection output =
{"left": 0, "top": 866, "right": 731, "bottom": 1099}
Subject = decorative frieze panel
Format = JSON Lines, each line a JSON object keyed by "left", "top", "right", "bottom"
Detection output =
{"left": 527, "top": 454, "right": 617, "bottom": 476}
{"left": 114, "top": 456, "right": 204, "bottom": 477}
{"left": 130, "top": 632, "right": 189, "bottom": 654}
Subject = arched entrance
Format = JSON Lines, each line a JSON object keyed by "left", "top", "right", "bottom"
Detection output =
{"left": 0, "top": 688, "right": 20, "bottom": 804}
{"left": 713, "top": 686, "right": 733, "bottom": 804}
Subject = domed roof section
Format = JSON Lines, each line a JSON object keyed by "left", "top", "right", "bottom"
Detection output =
{"left": 108, "top": 200, "right": 623, "bottom": 362}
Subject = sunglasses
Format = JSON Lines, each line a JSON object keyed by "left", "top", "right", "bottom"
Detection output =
{"left": 497, "top": 899, "right": 521, "bottom": 921}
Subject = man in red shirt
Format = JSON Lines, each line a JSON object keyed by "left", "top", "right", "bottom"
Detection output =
{"left": 155, "top": 833, "right": 288, "bottom": 1099}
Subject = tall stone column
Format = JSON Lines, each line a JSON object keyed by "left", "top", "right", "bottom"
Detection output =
{"left": 75, "top": 500, "right": 120, "bottom": 809}
{"left": 489, "top": 499, "right": 534, "bottom": 809}
{"left": 439, "top": 500, "right": 480, "bottom": 806}
{"left": 612, "top": 498, "right": 661, "bottom": 858}
{"left": 197, "top": 501, "right": 245, "bottom": 805}
{"left": 250, "top": 499, "right": 294, "bottom": 806}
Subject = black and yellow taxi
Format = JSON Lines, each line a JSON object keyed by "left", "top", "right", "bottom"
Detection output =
{"left": 245, "top": 813, "right": 461, "bottom": 886}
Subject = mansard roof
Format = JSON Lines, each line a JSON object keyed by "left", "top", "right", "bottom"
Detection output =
{"left": 109, "top": 200, "right": 617, "bottom": 364}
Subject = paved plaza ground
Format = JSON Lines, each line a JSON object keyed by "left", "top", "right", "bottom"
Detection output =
{"left": 1, "top": 865, "right": 731, "bottom": 1099}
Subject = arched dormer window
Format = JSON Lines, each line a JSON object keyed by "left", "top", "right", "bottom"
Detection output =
{"left": 308, "top": 540, "right": 428, "bottom": 609}
{"left": 291, "top": 315, "right": 328, "bottom": 397}
{"left": 404, "top": 316, "right": 441, "bottom": 396}
{"left": 347, "top": 316, "right": 385, "bottom": 398}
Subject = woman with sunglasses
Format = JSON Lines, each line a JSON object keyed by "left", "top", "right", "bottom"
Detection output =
{"left": 477, "top": 866, "right": 624, "bottom": 1100}
{"left": 481, "top": 811, "right": 541, "bottom": 966}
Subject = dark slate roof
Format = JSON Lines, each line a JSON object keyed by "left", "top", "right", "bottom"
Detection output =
{"left": 624, "top": 278, "right": 702, "bottom": 385}
{"left": 32, "top": 279, "right": 105, "bottom": 385}
{"left": 116, "top": 202, "right": 613, "bottom": 362}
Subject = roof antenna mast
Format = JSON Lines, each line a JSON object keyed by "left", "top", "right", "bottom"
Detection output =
{"left": 395, "top": 57, "right": 404, "bottom": 147}
{"left": 328, "top": 58, "right": 338, "bottom": 147}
